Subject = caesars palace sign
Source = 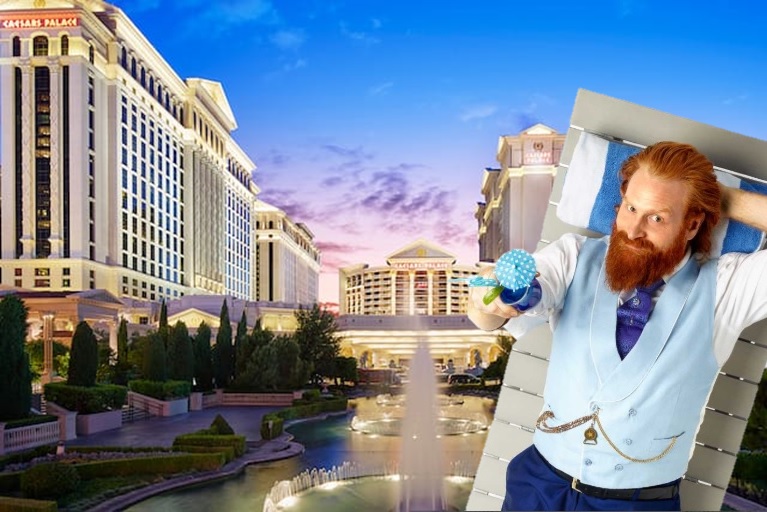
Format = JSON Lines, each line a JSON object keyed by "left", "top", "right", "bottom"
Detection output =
{"left": 1, "top": 14, "right": 79, "bottom": 30}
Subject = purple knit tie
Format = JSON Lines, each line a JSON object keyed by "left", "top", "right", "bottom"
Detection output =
{"left": 615, "top": 280, "right": 664, "bottom": 359}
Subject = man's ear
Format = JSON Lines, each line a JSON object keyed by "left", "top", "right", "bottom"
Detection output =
{"left": 686, "top": 211, "right": 705, "bottom": 241}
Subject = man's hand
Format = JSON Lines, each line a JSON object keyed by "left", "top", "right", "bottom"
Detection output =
{"left": 467, "top": 265, "right": 523, "bottom": 331}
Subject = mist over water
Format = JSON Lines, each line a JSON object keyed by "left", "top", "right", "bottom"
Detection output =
{"left": 398, "top": 340, "right": 446, "bottom": 512}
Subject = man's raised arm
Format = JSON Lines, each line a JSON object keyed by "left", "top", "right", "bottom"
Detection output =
{"left": 720, "top": 184, "right": 767, "bottom": 232}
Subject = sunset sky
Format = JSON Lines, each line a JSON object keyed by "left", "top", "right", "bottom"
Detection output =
{"left": 111, "top": 0, "right": 767, "bottom": 302}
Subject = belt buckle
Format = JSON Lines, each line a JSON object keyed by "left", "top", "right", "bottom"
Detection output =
{"left": 571, "top": 477, "right": 582, "bottom": 493}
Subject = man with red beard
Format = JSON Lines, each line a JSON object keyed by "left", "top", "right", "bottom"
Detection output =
{"left": 468, "top": 141, "right": 767, "bottom": 511}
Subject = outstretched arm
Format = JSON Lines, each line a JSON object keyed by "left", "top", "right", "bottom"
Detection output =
{"left": 720, "top": 184, "right": 767, "bottom": 232}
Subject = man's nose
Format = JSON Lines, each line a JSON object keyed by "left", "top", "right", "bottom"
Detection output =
{"left": 625, "top": 217, "right": 645, "bottom": 240}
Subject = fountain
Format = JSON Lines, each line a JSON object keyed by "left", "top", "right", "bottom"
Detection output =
{"left": 398, "top": 341, "right": 445, "bottom": 511}
{"left": 260, "top": 341, "right": 487, "bottom": 512}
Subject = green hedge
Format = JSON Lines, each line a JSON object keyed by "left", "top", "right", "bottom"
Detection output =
{"left": 0, "top": 446, "right": 55, "bottom": 472}
{"left": 21, "top": 462, "right": 80, "bottom": 499}
{"left": 173, "top": 444, "right": 236, "bottom": 463}
{"left": 4, "top": 416, "right": 58, "bottom": 430}
{"left": 67, "top": 446, "right": 170, "bottom": 454}
{"left": 43, "top": 383, "right": 127, "bottom": 414}
{"left": 128, "top": 380, "right": 191, "bottom": 400}
{"left": 733, "top": 451, "right": 767, "bottom": 482}
{"left": 261, "top": 414, "right": 284, "bottom": 440}
{"left": 260, "top": 397, "right": 348, "bottom": 440}
{"left": 0, "top": 496, "right": 57, "bottom": 511}
{"left": 171, "top": 434, "right": 245, "bottom": 457}
{"left": 74, "top": 453, "right": 224, "bottom": 480}
{"left": 0, "top": 471, "right": 21, "bottom": 493}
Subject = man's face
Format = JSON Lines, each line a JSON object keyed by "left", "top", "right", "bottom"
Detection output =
{"left": 605, "top": 164, "right": 703, "bottom": 292}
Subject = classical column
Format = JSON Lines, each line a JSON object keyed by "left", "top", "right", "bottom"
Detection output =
{"left": 108, "top": 316, "right": 118, "bottom": 355}
{"left": 445, "top": 270, "right": 452, "bottom": 315}
{"left": 48, "top": 62, "right": 62, "bottom": 257}
{"left": 20, "top": 64, "right": 34, "bottom": 258}
{"left": 41, "top": 312, "right": 55, "bottom": 384}
{"left": 390, "top": 270, "right": 397, "bottom": 314}
{"left": 427, "top": 270, "right": 434, "bottom": 315}
{"left": 408, "top": 271, "right": 415, "bottom": 315}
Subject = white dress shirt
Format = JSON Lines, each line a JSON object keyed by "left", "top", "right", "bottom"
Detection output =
{"left": 508, "top": 233, "right": 767, "bottom": 366}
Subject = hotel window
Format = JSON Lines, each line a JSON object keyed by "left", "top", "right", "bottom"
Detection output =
{"left": 60, "top": 35, "right": 69, "bottom": 56}
{"left": 121, "top": 47, "right": 127, "bottom": 68}
{"left": 89, "top": 43, "right": 94, "bottom": 64}
{"left": 12, "top": 36, "right": 21, "bottom": 56}
{"left": 33, "top": 36, "right": 48, "bottom": 56}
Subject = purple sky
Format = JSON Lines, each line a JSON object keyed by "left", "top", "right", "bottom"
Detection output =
{"left": 112, "top": 0, "right": 767, "bottom": 302}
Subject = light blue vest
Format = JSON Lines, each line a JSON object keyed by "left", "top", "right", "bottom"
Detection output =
{"left": 533, "top": 237, "right": 719, "bottom": 489}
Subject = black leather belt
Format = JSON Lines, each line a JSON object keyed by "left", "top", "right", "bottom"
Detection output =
{"left": 545, "top": 459, "right": 679, "bottom": 501}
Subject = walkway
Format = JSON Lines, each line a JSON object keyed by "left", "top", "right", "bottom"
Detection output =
{"left": 61, "top": 405, "right": 767, "bottom": 512}
{"left": 66, "top": 406, "right": 305, "bottom": 511}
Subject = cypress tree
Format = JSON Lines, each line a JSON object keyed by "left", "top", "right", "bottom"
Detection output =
{"left": 214, "top": 299, "right": 233, "bottom": 388}
{"left": 167, "top": 321, "right": 194, "bottom": 382}
{"left": 142, "top": 332, "right": 167, "bottom": 381}
{"left": 193, "top": 322, "right": 214, "bottom": 391}
{"left": 117, "top": 317, "right": 128, "bottom": 364}
{"left": 234, "top": 310, "right": 253, "bottom": 379}
{"left": 158, "top": 300, "right": 169, "bottom": 349}
{"left": 0, "top": 295, "right": 32, "bottom": 420}
{"left": 67, "top": 321, "right": 98, "bottom": 387}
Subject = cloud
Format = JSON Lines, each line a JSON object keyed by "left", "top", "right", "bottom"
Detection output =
{"left": 723, "top": 93, "right": 748, "bottom": 105}
{"left": 270, "top": 29, "right": 306, "bottom": 51}
{"left": 339, "top": 22, "right": 381, "bottom": 45}
{"left": 459, "top": 104, "right": 498, "bottom": 122}
{"left": 371, "top": 18, "right": 382, "bottom": 29}
{"left": 368, "top": 81, "right": 394, "bottom": 96}
{"left": 169, "top": 0, "right": 280, "bottom": 38}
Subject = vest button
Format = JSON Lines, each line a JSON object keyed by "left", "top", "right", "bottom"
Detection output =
{"left": 584, "top": 459, "right": 592, "bottom": 466}
{"left": 628, "top": 408, "right": 637, "bottom": 416}
{"left": 615, "top": 464, "right": 623, "bottom": 471}
{"left": 624, "top": 438, "right": 633, "bottom": 445}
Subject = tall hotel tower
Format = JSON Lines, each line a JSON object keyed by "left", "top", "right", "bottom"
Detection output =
{"left": 0, "top": 0, "right": 281, "bottom": 303}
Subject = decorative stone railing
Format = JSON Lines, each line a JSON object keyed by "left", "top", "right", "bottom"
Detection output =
{"left": 0, "top": 420, "right": 59, "bottom": 455}
{"left": 127, "top": 391, "right": 188, "bottom": 417}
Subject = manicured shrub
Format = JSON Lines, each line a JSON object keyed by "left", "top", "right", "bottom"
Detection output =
{"left": 128, "top": 379, "right": 190, "bottom": 400}
{"left": 4, "top": 415, "right": 58, "bottom": 429}
{"left": 171, "top": 434, "right": 246, "bottom": 457}
{"left": 260, "top": 414, "right": 284, "bottom": 440}
{"left": 74, "top": 453, "right": 224, "bottom": 480}
{"left": 0, "top": 471, "right": 22, "bottom": 493}
{"left": 20, "top": 461, "right": 80, "bottom": 499}
{"left": 67, "top": 321, "right": 98, "bottom": 387}
{"left": 44, "top": 382, "right": 127, "bottom": 414}
{"left": 0, "top": 496, "right": 57, "bottom": 511}
{"left": 210, "top": 413, "right": 235, "bottom": 435}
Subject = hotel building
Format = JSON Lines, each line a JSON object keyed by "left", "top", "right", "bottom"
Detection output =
{"left": 476, "top": 124, "right": 566, "bottom": 261}
{"left": 337, "top": 240, "right": 502, "bottom": 369}
{"left": 0, "top": 0, "right": 321, "bottom": 309}
{"left": 0, "top": 1, "right": 321, "bottom": 368}
{"left": 254, "top": 199, "right": 321, "bottom": 305}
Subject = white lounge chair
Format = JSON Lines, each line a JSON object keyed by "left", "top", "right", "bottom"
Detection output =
{"left": 467, "top": 89, "right": 767, "bottom": 511}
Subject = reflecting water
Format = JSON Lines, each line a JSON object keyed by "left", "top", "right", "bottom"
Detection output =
{"left": 127, "top": 395, "right": 492, "bottom": 512}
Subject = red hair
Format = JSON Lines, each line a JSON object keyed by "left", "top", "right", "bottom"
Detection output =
{"left": 620, "top": 141, "right": 720, "bottom": 256}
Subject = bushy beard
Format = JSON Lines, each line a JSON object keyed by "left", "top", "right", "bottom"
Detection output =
{"left": 604, "top": 224, "right": 689, "bottom": 293}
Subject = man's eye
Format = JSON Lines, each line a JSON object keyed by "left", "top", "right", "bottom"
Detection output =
{"left": 650, "top": 215, "right": 663, "bottom": 223}
{"left": 626, "top": 204, "right": 636, "bottom": 213}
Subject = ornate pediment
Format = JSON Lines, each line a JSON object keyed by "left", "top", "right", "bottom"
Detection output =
{"left": 386, "top": 239, "right": 456, "bottom": 265}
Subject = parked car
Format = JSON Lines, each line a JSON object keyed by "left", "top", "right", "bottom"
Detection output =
{"left": 447, "top": 373, "right": 481, "bottom": 385}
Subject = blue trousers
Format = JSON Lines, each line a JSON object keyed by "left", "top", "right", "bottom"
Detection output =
{"left": 502, "top": 445, "right": 681, "bottom": 511}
